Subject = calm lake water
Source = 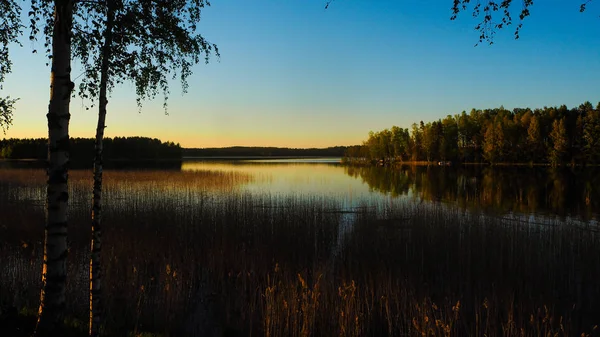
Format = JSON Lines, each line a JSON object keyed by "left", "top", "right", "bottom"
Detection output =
{"left": 1, "top": 157, "right": 598, "bottom": 222}
{"left": 182, "top": 158, "right": 600, "bottom": 222}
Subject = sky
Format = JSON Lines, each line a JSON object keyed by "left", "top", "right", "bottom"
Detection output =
{"left": 2, "top": 0, "right": 600, "bottom": 148}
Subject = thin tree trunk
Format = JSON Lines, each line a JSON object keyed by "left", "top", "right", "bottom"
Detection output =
{"left": 35, "top": 0, "right": 74, "bottom": 336}
{"left": 89, "top": 2, "right": 114, "bottom": 336}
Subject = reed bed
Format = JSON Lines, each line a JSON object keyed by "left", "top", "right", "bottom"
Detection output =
{"left": 1, "top": 168, "right": 600, "bottom": 336}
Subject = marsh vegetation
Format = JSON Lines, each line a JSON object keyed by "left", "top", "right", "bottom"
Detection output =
{"left": 1, "top": 160, "right": 599, "bottom": 336}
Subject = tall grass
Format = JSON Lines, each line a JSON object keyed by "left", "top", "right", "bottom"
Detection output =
{"left": 1, "top": 168, "right": 599, "bottom": 336}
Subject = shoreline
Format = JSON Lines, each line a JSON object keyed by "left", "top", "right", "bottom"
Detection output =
{"left": 341, "top": 160, "right": 600, "bottom": 168}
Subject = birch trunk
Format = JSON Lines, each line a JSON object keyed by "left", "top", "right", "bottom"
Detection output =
{"left": 90, "top": 2, "right": 115, "bottom": 336}
{"left": 35, "top": 0, "right": 74, "bottom": 336}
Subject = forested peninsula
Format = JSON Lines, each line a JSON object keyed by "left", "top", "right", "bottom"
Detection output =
{"left": 0, "top": 137, "right": 182, "bottom": 163}
{"left": 344, "top": 101, "right": 600, "bottom": 166}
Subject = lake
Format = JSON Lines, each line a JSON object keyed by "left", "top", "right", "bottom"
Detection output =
{"left": 1, "top": 157, "right": 598, "bottom": 222}
{"left": 182, "top": 158, "right": 599, "bottom": 222}
{"left": 1, "top": 158, "right": 600, "bottom": 336}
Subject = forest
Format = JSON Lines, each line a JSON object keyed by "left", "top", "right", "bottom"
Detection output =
{"left": 0, "top": 137, "right": 182, "bottom": 163}
{"left": 344, "top": 101, "right": 600, "bottom": 166}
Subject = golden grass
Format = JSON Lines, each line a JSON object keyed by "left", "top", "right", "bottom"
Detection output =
{"left": 0, "top": 168, "right": 254, "bottom": 191}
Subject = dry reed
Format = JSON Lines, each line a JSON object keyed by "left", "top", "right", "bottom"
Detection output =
{"left": 1, "top": 168, "right": 599, "bottom": 336}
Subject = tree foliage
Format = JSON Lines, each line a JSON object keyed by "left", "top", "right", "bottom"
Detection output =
{"left": 583, "top": 109, "right": 600, "bottom": 163}
{"left": 345, "top": 101, "right": 600, "bottom": 166}
{"left": 0, "top": 0, "right": 22, "bottom": 132}
{"left": 0, "top": 97, "right": 16, "bottom": 133}
{"left": 450, "top": 1, "right": 594, "bottom": 45}
{"left": 23, "top": 1, "right": 218, "bottom": 333}
{"left": 527, "top": 115, "right": 542, "bottom": 162}
{"left": 482, "top": 121, "right": 504, "bottom": 164}
{"left": 549, "top": 118, "right": 568, "bottom": 166}
{"left": 26, "top": 0, "right": 218, "bottom": 111}
{"left": 69, "top": 2, "right": 218, "bottom": 333}
{"left": 74, "top": 0, "right": 219, "bottom": 111}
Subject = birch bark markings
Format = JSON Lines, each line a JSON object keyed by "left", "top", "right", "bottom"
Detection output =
{"left": 35, "top": 0, "right": 74, "bottom": 335}
{"left": 89, "top": 2, "right": 115, "bottom": 335}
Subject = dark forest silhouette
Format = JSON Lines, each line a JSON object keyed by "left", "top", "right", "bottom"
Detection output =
{"left": 0, "top": 139, "right": 349, "bottom": 162}
{"left": 0, "top": 137, "right": 181, "bottom": 163}
{"left": 184, "top": 146, "right": 348, "bottom": 158}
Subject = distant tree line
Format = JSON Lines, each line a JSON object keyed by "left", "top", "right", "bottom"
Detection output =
{"left": 0, "top": 137, "right": 181, "bottom": 162}
{"left": 184, "top": 146, "right": 349, "bottom": 157}
{"left": 344, "top": 101, "right": 600, "bottom": 166}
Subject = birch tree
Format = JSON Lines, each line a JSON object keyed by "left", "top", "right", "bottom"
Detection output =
{"left": 25, "top": 1, "right": 216, "bottom": 334}
{"left": 26, "top": 0, "right": 75, "bottom": 335}
{"left": 73, "top": 1, "right": 218, "bottom": 335}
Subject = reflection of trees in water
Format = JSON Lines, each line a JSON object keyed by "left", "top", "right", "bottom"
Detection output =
{"left": 344, "top": 165, "right": 599, "bottom": 220}
{"left": 344, "top": 165, "right": 411, "bottom": 197}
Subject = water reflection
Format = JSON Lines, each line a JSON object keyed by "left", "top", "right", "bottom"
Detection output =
{"left": 3, "top": 159, "right": 597, "bottom": 221}
{"left": 182, "top": 159, "right": 369, "bottom": 199}
{"left": 345, "top": 165, "right": 599, "bottom": 220}
{"left": 183, "top": 160, "right": 599, "bottom": 220}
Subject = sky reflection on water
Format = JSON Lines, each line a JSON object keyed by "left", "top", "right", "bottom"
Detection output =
{"left": 182, "top": 159, "right": 599, "bottom": 222}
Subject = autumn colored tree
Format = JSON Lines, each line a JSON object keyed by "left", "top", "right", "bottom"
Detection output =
{"left": 549, "top": 118, "right": 568, "bottom": 166}
{"left": 583, "top": 109, "right": 600, "bottom": 164}
{"left": 527, "top": 115, "right": 543, "bottom": 163}
{"left": 346, "top": 102, "right": 600, "bottom": 166}
{"left": 482, "top": 121, "right": 504, "bottom": 164}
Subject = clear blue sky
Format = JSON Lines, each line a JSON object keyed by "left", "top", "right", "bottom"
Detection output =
{"left": 2, "top": 0, "right": 600, "bottom": 148}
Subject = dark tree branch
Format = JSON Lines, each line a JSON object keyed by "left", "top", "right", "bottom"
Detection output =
{"left": 325, "top": 1, "right": 596, "bottom": 45}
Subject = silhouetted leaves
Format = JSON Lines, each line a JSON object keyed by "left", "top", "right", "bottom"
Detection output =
{"left": 0, "top": 97, "right": 17, "bottom": 134}
{"left": 0, "top": 136, "right": 181, "bottom": 162}
{"left": 451, "top": 1, "right": 593, "bottom": 45}
{"left": 0, "top": 0, "right": 23, "bottom": 132}
{"left": 73, "top": 0, "right": 219, "bottom": 113}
